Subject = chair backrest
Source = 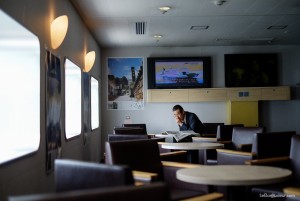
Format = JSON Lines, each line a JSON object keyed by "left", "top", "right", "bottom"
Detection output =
{"left": 105, "top": 139, "right": 164, "bottom": 180}
{"left": 203, "top": 123, "right": 224, "bottom": 134}
{"left": 108, "top": 134, "right": 149, "bottom": 142}
{"left": 113, "top": 126, "right": 146, "bottom": 135}
{"left": 216, "top": 124, "right": 244, "bottom": 141}
{"left": 290, "top": 134, "right": 300, "bottom": 181}
{"left": 55, "top": 159, "right": 134, "bottom": 192}
{"left": 252, "top": 131, "right": 295, "bottom": 159}
{"left": 231, "top": 127, "right": 264, "bottom": 150}
{"left": 123, "top": 124, "right": 147, "bottom": 134}
{"left": 8, "top": 182, "right": 170, "bottom": 201}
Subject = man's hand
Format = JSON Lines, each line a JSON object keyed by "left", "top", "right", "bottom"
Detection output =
{"left": 175, "top": 116, "right": 183, "bottom": 126}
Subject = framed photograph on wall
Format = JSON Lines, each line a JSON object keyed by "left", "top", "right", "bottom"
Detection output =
{"left": 107, "top": 57, "right": 144, "bottom": 110}
{"left": 45, "top": 50, "right": 62, "bottom": 174}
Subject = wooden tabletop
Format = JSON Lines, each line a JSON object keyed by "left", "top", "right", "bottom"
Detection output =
{"left": 176, "top": 165, "right": 292, "bottom": 186}
{"left": 160, "top": 142, "right": 224, "bottom": 150}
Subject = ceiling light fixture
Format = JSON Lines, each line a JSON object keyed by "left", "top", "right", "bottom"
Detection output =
{"left": 153, "top": 35, "right": 162, "bottom": 39}
{"left": 159, "top": 6, "right": 171, "bottom": 14}
{"left": 215, "top": 37, "right": 275, "bottom": 42}
{"left": 213, "top": 0, "right": 226, "bottom": 6}
{"left": 190, "top": 26, "right": 209, "bottom": 30}
{"left": 267, "top": 25, "right": 287, "bottom": 30}
{"left": 153, "top": 35, "right": 163, "bottom": 42}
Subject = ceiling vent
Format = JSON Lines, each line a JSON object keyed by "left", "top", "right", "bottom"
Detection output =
{"left": 135, "top": 22, "right": 146, "bottom": 35}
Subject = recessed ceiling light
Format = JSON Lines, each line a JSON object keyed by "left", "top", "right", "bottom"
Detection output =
{"left": 190, "top": 26, "right": 209, "bottom": 30}
{"left": 267, "top": 25, "right": 287, "bottom": 30}
{"left": 153, "top": 35, "right": 163, "bottom": 39}
{"left": 159, "top": 6, "right": 171, "bottom": 14}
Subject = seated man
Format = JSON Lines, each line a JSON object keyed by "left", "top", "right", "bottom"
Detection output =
{"left": 172, "top": 105, "right": 207, "bottom": 135}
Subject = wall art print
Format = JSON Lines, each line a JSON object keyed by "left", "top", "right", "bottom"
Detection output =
{"left": 107, "top": 57, "right": 144, "bottom": 110}
{"left": 83, "top": 72, "right": 90, "bottom": 144}
{"left": 45, "top": 50, "right": 62, "bottom": 174}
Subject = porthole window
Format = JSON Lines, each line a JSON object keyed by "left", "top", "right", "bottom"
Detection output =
{"left": 91, "top": 76, "right": 99, "bottom": 129}
{"left": 65, "top": 59, "right": 82, "bottom": 139}
{"left": 0, "top": 9, "right": 40, "bottom": 164}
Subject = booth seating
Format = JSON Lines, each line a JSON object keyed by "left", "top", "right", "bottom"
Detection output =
{"left": 249, "top": 135, "right": 300, "bottom": 201}
{"left": 105, "top": 139, "right": 211, "bottom": 201}
{"left": 217, "top": 130, "right": 295, "bottom": 165}
{"left": 54, "top": 159, "right": 134, "bottom": 192}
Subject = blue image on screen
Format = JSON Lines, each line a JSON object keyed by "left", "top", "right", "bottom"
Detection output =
{"left": 155, "top": 61, "right": 204, "bottom": 87}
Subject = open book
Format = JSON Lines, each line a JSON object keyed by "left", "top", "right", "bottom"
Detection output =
{"left": 165, "top": 130, "right": 200, "bottom": 142}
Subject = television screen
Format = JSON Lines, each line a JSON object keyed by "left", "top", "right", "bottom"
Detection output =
{"left": 148, "top": 57, "right": 211, "bottom": 89}
{"left": 225, "top": 53, "right": 278, "bottom": 87}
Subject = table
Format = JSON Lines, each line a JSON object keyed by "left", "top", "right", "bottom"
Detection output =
{"left": 176, "top": 165, "right": 292, "bottom": 200}
{"left": 160, "top": 142, "right": 224, "bottom": 150}
{"left": 160, "top": 142, "right": 224, "bottom": 164}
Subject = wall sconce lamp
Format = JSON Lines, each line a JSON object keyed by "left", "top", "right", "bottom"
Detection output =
{"left": 51, "top": 15, "right": 69, "bottom": 49}
{"left": 84, "top": 51, "right": 96, "bottom": 72}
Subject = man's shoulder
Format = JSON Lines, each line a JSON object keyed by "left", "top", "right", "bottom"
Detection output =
{"left": 185, "top": 111, "right": 197, "bottom": 118}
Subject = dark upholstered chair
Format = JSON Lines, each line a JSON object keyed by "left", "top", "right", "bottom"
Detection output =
{"left": 192, "top": 124, "right": 244, "bottom": 165}
{"left": 8, "top": 183, "right": 171, "bottom": 201}
{"left": 8, "top": 183, "right": 224, "bottom": 201}
{"left": 202, "top": 123, "right": 224, "bottom": 137}
{"left": 105, "top": 139, "right": 209, "bottom": 201}
{"left": 249, "top": 135, "right": 300, "bottom": 201}
{"left": 216, "top": 124, "right": 244, "bottom": 141}
{"left": 55, "top": 159, "right": 134, "bottom": 192}
{"left": 113, "top": 126, "right": 146, "bottom": 135}
{"left": 123, "top": 123, "right": 147, "bottom": 134}
{"left": 217, "top": 131, "right": 295, "bottom": 165}
{"left": 108, "top": 134, "right": 149, "bottom": 142}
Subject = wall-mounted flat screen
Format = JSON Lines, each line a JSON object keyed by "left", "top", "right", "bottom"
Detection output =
{"left": 225, "top": 53, "right": 278, "bottom": 87}
{"left": 148, "top": 57, "right": 211, "bottom": 89}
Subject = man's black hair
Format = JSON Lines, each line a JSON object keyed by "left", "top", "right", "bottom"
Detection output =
{"left": 172, "top": 105, "right": 184, "bottom": 113}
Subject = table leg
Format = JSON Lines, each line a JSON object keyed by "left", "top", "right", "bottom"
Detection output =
{"left": 186, "top": 150, "right": 201, "bottom": 164}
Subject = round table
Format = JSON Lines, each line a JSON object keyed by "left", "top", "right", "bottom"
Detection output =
{"left": 176, "top": 165, "right": 292, "bottom": 186}
{"left": 160, "top": 142, "right": 224, "bottom": 164}
{"left": 176, "top": 165, "right": 292, "bottom": 200}
{"left": 160, "top": 142, "right": 224, "bottom": 150}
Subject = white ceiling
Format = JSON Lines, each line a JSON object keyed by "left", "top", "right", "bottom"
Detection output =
{"left": 71, "top": 0, "right": 300, "bottom": 47}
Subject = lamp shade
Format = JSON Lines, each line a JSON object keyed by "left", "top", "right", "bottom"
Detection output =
{"left": 51, "top": 15, "right": 68, "bottom": 49}
{"left": 84, "top": 51, "right": 96, "bottom": 72}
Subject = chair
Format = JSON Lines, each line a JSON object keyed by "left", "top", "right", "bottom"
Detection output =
{"left": 105, "top": 139, "right": 210, "bottom": 201}
{"left": 202, "top": 123, "right": 224, "bottom": 137}
{"left": 113, "top": 126, "right": 146, "bottom": 135}
{"left": 216, "top": 124, "right": 244, "bottom": 141}
{"left": 8, "top": 183, "right": 170, "bottom": 201}
{"left": 249, "top": 135, "right": 300, "bottom": 201}
{"left": 123, "top": 123, "right": 147, "bottom": 134}
{"left": 55, "top": 159, "right": 134, "bottom": 192}
{"left": 192, "top": 124, "right": 244, "bottom": 165}
{"left": 217, "top": 131, "right": 295, "bottom": 165}
{"left": 216, "top": 127, "right": 264, "bottom": 165}
{"left": 8, "top": 183, "right": 224, "bottom": 201}
{"left": 108, "top": 134, "right": 149, "bottom": 142}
